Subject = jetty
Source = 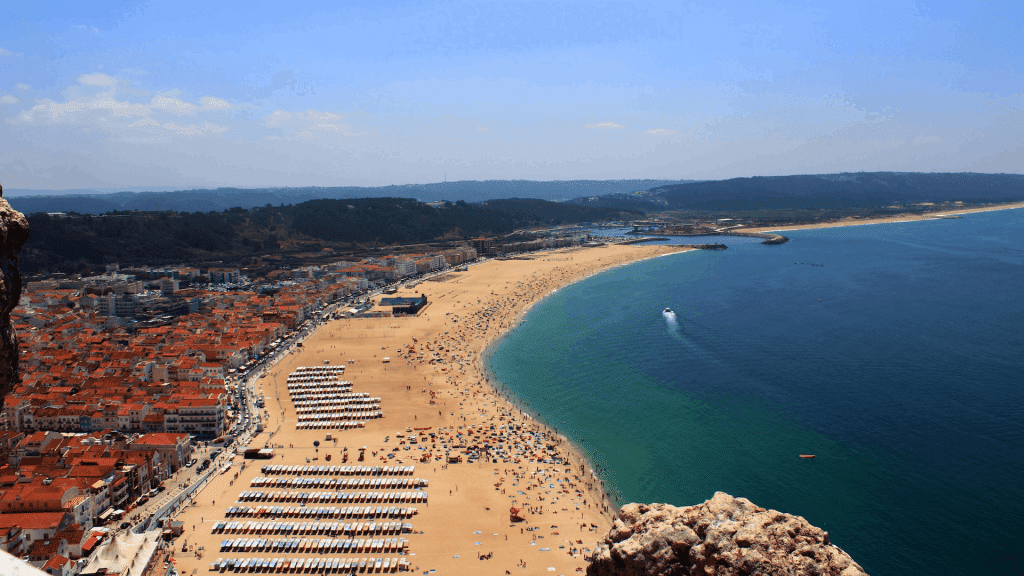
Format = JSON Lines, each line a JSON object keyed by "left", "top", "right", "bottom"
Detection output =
{"left": 618, "top": 237, "right": 669, "bottom": 245}
{"left": 680, "top": 243, "right": 727, "bottom": 250}
{"left": 724, "top": 231, "right": 789, "bottom": 244}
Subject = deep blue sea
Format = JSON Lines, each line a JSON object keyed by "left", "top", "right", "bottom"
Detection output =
{"left": 487, "top": 209, "right": 1024, "bottom": 576}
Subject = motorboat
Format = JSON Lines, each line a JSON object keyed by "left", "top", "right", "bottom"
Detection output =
{"left": 664, "top": 308, "right": 672, "bottom": 314}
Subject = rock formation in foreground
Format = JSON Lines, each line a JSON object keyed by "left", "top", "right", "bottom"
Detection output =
{"left": 588, "top": 492, "right": 868, "bottom": 576}
{"left": 0, "top": 184, "right": 29, "bottom": 402}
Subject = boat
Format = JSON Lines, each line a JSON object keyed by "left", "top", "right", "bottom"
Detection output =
{"left": 664, "top": 308, "right": 672, "bottom": 314}
{"left": 799, "top": 454, "right": 816, "bottom": 459}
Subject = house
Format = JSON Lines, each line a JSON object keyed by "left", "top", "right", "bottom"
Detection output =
{"left": 11, "top": 432, "right": 64, "bottom": 465}
{"left": 131, "top": 433, "right": 191, "bottom": 474}
{"left": 52, "top": 524, "right": 86, "bottom": 559}
{"left": 0, "top": 512, "right": 72, "bottom": 551}
{"left": 28, "top": 537, "right": 68, "bottom": 569}
{"left": 42, "top": 554, "right": 71, "bottom": 576}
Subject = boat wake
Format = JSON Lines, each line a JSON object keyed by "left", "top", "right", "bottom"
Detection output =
{"left": 662, "top": 309, "right": 682, "bottom": 341}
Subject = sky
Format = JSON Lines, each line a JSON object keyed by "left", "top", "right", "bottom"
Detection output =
{"left": 0, "top": 0, "right": 1021, "bottom": 190}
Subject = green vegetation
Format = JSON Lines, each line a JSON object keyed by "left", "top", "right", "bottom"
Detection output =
{"left": 22, "top": 197, "right": 641, "bottom": 275}
{"left": 570, "top": 172, "right": 1024, "bottom": 212}
{"left": 7, "top": 179, "right": 692, "bottom": 215}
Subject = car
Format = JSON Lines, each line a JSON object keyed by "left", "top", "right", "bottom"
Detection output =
{"left": 186, "top": 459, "right": 197, "bottom": 467}
{"left": 138, "top": 496, "right": 149, "bottom": 505}
{"left": 120, "top": 522, "right": 131, "bottom": 530}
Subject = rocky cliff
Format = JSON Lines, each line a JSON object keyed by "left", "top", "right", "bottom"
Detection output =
{"left": 0, "top": 184, "right": 29, "bottom": 402}
{"left": 588, "top": 493, "right": 867, "bottom": 576}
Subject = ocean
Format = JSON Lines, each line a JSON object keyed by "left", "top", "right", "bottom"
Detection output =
{"left": 486, "top": 209, "right": 1024, "bottom": 576}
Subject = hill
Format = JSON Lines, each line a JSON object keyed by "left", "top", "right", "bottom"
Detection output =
{"left": 21, "top": 197, "right": 641, "bottom": 275}
{"left": 567, "top": 172, "right": 1024, "bottom": 212}
{"left": 6, "top": 180, "right": 692, "bottom": 215}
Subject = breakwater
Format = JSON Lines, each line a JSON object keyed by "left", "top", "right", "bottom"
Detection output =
{"left": 725, "top": 231, "right": 788, "bottom": 244}
{"left": 680, "top": 243, "right": 727, "bottom": 250}
{"left": 617, "top": 237, "right": 669, "bottom": 245}
{"left": 629, "top": 230, "right": 788, "bottom": 245}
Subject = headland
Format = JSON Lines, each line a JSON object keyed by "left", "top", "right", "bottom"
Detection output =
{"left": 742, "top": 201, "right": 1024, "bottom": 232}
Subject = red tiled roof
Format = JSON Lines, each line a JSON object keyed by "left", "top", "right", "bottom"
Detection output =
{"left": 0, "top": 511, "right": 67, "bottom": 530}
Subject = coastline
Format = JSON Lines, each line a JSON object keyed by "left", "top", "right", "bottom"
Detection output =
{"left": 476, "top": 247, "right": 700, "bottom": 514}
{"left": 169, "top": 243, "right": 694, "bottom": 576}
{"left": 741, "top": 201, "right": 1024, "bottom": 233}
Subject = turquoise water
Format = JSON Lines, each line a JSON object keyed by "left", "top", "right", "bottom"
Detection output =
{"left": 487, "top": 210, "right": 1024, "bottom": 576}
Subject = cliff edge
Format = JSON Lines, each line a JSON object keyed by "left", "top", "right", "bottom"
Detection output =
{"left": 588, "top": 492, "right": 868, "bottom": 576}
{"left": 0, "top": 184, "right": 29, "bottom": 401}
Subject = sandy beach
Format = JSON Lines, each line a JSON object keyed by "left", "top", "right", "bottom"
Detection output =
{"left": 161, "top": 203, "right": 1024, "bottom": 576}
{"left": 168, "top": 243, "right": 693, "bottom": 576}
{"left": 741, "top": 201, "right": 1024, "bottom": 233}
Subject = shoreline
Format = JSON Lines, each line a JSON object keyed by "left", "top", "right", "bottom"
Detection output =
{"left": 743, "top": 201, "right": 1024, "bottom": 233}
{"left": 169, "top": 243, "right": 694, "bottom": 576}
{"left": 476, "top": 247, "right": 700, "bottom": 516}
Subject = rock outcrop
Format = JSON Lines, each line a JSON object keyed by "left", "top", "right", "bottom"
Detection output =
{"left": 588, "top": 493, "right": 867, "bottom": 576}
{"left": 0, "top": 184, "right": 29, "bottom": 402}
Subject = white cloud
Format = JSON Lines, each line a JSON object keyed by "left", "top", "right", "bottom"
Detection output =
{"left": 12, "top": 91, "right": 149, "bottom": 126}
{"left": 77, "top": 73, "right": 117, "bottom": 86}
{"left": 585, "top": 122, "right": 624, "bottom": 129}
{"left": 150, "top": 96, "right": 198, "bottom": 115}
{"left": 129, "top": 118, "right": 160, "bottom": 128}
{"left": 0, "top": 47, "right": 12, "bottom": 57}
{"left": 476, "top": 126, "right": 488, "bottom": 132}
{"left": 199, "top": 96, "right": 232, "bottom": 110}
{"left": 15, "top": 94, "right": 150, "bottom": 125}
{"left": 15, "top": 83, "right": 31, "bottom": 90}
{"left": 299, "top": 110, "right": 342, "bottom": 122}
{"left": 263, "top": 109, "right": 363, "bottom": 136}
{"left": 265, "top": 109, "right": 292, "bottom": 126}
{"left": 160, "top": 122, "right": 228, "bottom": 136}
{"left": 0, "top": 95, "right": 18, "bottom": 104}
{"left": 644, "top": 128, "right": 677, "bottom": 135}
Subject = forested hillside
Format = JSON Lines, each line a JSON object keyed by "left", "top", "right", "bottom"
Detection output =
{"left": 7, "top": 179, "right": 690, "bottom": 215}
{"left": 568, "top": 172, "right": 1024, "bottom": 212}
{"left": 22, "top": 197, "right": 640, "bottom": 275}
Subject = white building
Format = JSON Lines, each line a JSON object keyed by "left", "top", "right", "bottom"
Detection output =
{"left": 394, "top": 259, "right": 417, "bottom": 277}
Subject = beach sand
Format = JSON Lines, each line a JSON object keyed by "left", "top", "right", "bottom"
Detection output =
{"left": 161, "top": 204, "right": 1024, "bottom": 575}
{"left": 168, "top": 243, "right": 692, "bottom": 576}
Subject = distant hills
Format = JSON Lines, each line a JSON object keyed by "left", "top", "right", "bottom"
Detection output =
{"left": 11, "top": 173, "right": 1022, "bottom": 217}
{"left": 22, "top": 197, "right": 641, "bottom": 275}
{"left": 566, "top": 172, "right": 1024, "bottom": 212}
{"left": 6, "top": 180, "right": 692, "bottom": 215}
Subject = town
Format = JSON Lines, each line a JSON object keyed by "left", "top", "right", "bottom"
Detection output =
{"left": 0, "top": 235, "right": 562, "bottom": 574}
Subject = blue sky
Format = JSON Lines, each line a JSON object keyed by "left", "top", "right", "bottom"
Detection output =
{"left": 1, "top": 0, "right": 1020, "bottom": 189}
